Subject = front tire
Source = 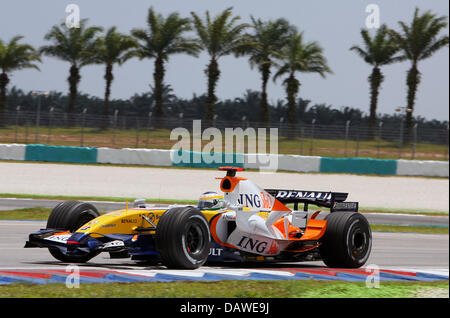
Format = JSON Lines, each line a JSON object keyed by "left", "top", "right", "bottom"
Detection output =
{"left": 155, "top": 206, "right": 210, "bottom": 269}
{"left": 46, "top": 201, "right": 100, "bottom": 263}
{"left": 319, "top": 212, "right": 372, "bottom": 268}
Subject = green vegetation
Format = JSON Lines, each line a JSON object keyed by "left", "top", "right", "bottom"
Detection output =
{"left": 190, "top": 8, "right": 249, "bottom": 122}
{"left": 1, "top": 6, "right": 447, "bottom": 145}
{"left": 273, "top": 31, "right": 332, "bottom": 126}
{"left": 370, "top": 224, "right": 448, "bottom": 235}
{"left": 0, "top": 280, "right": 447, "bottom": 298}
{"left": 238, "top": 16, "right": 294, "bottom": 123}
{"left": 389, "top": 8, "right": 449, "bottom": 141}
{"left": 131, "top": 7, "right": 201, "bottom": 119}
{"left": 0, "top": 207, "right": 53, "bottom": 220}
{"left": 0, "top": 36, "right": 40, "bottom": 125}
{"left": 92, "top": 26, "right": 138, "bottom": 120}
{"left": 40, "top": 19, "right": 103, "bottom": 117}
{"left": 350, "top": 25, "right": 403, "bottom": 139}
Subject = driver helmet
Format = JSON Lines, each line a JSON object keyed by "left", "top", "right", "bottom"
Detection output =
{"left": 197, "top": 191, "right": 225, "bottom": 210}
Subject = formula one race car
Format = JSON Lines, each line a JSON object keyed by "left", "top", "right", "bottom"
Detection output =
{"left": 25, "top": 167, "right": 372, "bottom": 269}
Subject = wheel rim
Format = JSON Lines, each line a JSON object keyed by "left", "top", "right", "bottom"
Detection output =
{"left": 184, "top": 222, "right": 205, "bottom": 256}
{"left": 347, "top": 220, "right": 371, "bottom": 262}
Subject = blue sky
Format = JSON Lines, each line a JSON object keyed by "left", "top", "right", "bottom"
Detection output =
{"left": 0, "top": 0, "right": 448, "bottom": 120}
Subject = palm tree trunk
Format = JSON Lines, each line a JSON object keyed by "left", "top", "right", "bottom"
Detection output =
{"left": 405, "top": 62, "right": 420, "bottom": 143}
{"left": 0, "top": 72, "right": 9, "bottom": 127}
{"left": 205, "top": 57, "right": 220, "bottom": 124}
{"left": 285, "top": 74, "right": 299, "bottom": 139}
{"left": 286, "top": 74, "right": 298, "bottom": 125}
{"left": 102, "top": 63, "right": 114, "bottom": 129}
{"left": 260, "top": 60, "right": 271, "bottom": 125}
{"left": 368, "top": 66, "right": 383, "bottom": 140}
{"left": 153, "top": 56, "right": 165, "bottom": 121}
{"left": 67, "top": 65, "right": 80, "bottom": 126}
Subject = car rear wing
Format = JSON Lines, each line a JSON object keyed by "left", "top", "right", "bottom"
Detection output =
{"left": 264, "top": 189, "right": 359, "bottom": 212}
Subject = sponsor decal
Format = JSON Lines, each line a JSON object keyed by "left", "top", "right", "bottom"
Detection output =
{"left": 121, "top": 219, "right": 137, "bottom": 224}
{"left": 209, "top": 248, "right": 223, "bottom": 256}
{"left": 238, "top": 193, "right": 261, "bottom": 208}
{"left": 236, "top": 236, "right": 269, "bottom": 253}
{"left": 227, "top": 229, "right": 281, "bottom": 255}
{"left": 44, "top": 234, "right": 71, "bottom": 243}
{"left": 103, "top": 240, "right": 125, "bottom": 249}
{"left": 79, "top": 226, "right": 90, "bottom": 231}
{"left": 147, "top": 213, "right": 160, "bottom": 223}
{"left": 333, "top": 201, "right": 358, "bottom": 211}
{"left": 221, "top": 212, "right": 235, "bottom": 221}
{"left": 275, "top": 190, "right": 332, "bottom": 201}
{"left": 101, "top": 223, "right": 116, "bottom": 228}
{"left": 237, "top": 191, "right": 274, "bottom": 209}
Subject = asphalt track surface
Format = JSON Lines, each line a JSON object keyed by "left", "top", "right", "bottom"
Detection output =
{"left": 0, "top": 162, "right": 447, "bottom": 279}
{"left": 0, "top": 219, "right": 448, "bottom": 272}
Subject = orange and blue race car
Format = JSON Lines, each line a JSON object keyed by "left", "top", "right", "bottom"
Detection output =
{"left": 25, "top": 167, "right": 372, "bottom": 269}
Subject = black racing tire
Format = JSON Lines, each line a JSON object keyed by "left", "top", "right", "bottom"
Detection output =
{"left": 155, "top": 206, "right": 210, "bottom": 269}
{"left": 46, "top": 201, "right": 100, "bottom": 263}
{"left": 319, "top": 212, "right": 372, "bottom": 268}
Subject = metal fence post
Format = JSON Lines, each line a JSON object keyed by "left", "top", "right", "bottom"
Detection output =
{"left": 47, "top": 107, "right": 54, "bottom": 143}
{"left": 279, "top": 117, "right": 284, "bottom": 137}
{"left": 25, "top": 117, "right": 29, "bottom": 144}
{"left": 445, "top": 124, "right": 449, "bottom": 161}
{"left": 80, "top": 108, "right": 87, "bottom": 147}
{"left": 411, "top": 123, "right": 418, "bottom": 160}
{"left": 35, "top": 95, "right": 41, "bottom": 144}
{"left": 145, "top": 112, "right": 152, "bottom": 149}
{"left": 398, "top": 117, "right": 404, "bottom": 159}
{"left": 309, "top": 119, "right": 316, "bottom": 156}
{"left": 377, "top": 121, "right": 383, "bottom": 158}
{"left": 344, "top": 120, "right": 350, "bottom": 157}
{"left": 299, "top": 126, "right": 304, "bottom": 155}
{"left": 32, "top": 90, "right": 48, "bottom": 144}
{"left": 112, "top": 109, "right": 118, "bottom": 145}
{"left": 355, "top": 125, "right": 360, "bottom": 157}
{"left": 135, "top": 116, "right": 140, "bottom": 148}
{"left": 15, "top": 106, "right": 21, "bottom": 143}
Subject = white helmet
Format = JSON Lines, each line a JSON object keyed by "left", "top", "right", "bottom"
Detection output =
{"left": 197, "top": 191, "right": 225, "bottom": 210}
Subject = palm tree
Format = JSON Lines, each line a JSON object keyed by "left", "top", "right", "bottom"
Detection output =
{"left": 191, "top": 7, "right": 249, "bottom": 122}
{"left": 93, "top": 27, "right": 137, "bottom": 125}
{"left": 0, "top": 36, "right": 41, "bottom": 125}
{"left": 350, "top": 25, "right": 403, "bottom": 139}
{"left": 237, "top": 16, "right": 295, "bottom": 124}
{"left": 273, "top": 32, "right": 332, "bottom": 128}
{"left": 40, "top": 19, "right": 102, "bottom": 122}
{"left": 389, "top": 8, "right": 449, "bottom": 141}
{"left": 131, "top": 7, "right": 201, "bottom": 119}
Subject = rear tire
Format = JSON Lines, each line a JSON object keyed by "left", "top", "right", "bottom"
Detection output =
{"left": 319, "top": 212, "right": 372, "bottom": 268}
{"left": 155, "top": 206, "right": 210, "bottom": 269}
{"left": 46, "top": 201, "right": 100, "bottom": 263}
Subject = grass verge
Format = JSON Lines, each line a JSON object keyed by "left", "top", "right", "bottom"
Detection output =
{"left": 370, "top": 224, "right": 448, "bottom": 235}
{"left": 0, "top": 280, "right": 447, "bottom": 298}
